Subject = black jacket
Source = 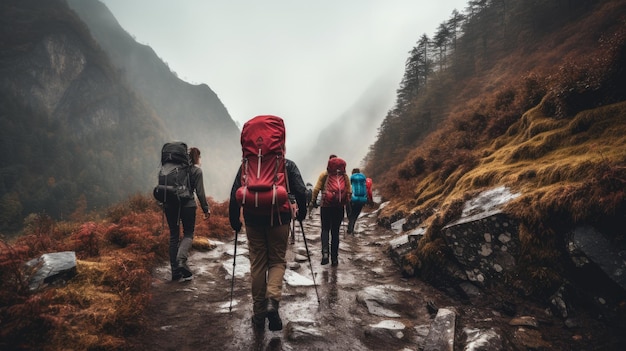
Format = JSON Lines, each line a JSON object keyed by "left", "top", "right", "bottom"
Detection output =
{"left": 229, "top": 159, "right": 307, "bottom": 230}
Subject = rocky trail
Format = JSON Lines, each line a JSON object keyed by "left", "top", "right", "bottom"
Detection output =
{"left": 125, "top": 204, "right": 617, "bottom": 351}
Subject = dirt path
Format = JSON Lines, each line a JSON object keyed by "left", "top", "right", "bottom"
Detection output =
{"left": 125, "top": 206, "right": 451, "bottom": 351}
{"left": 125, "top": 205, "right": 621, "bottom": 350}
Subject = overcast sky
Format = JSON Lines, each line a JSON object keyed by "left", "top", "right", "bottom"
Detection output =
{"left": 100, "top": 0, "right": 468, "bottom": 160}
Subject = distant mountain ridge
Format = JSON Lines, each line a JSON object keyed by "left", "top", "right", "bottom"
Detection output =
{"left": 67, "top": 0, "right": 241, "bottom": 200}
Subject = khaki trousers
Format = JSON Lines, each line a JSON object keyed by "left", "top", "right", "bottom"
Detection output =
{"left": 245, "top": 223, "right": 289, "bottom": 314}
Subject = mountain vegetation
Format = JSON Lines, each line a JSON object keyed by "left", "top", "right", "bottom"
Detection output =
{"left": 1, "top": 0, "right": 626, "bottom": 349}
{"left": 365, "top": 0, "right": 626, "bottom": 295}
{"left": 0, "top": 195, "right": 232, "bottom": 350}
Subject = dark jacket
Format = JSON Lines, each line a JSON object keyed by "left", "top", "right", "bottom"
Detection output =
{"left": 229, "top": 159, "right": 307, "bottom": 230}
{"left": 164, "top": 165, "right": 210, "bottom": 214}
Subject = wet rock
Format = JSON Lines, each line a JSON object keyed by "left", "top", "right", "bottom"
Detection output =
{"left": 442, "top": 187, "right": 521, "bottom": 287}
{"left": 24, "top": 251, "right": 77, "bottom": 291}
{"left": 568, "top": 226, "right": 626, "bottom": 319}
{"left": 225, "top": 246, "right": 248, "bottom": 257}
{"left": 391, "top": 218, "right": 406, "bottom": 234}
{"left": 388, "top": 228, "right": 424, "bottom": 267}
{"left": 283, "top": 269, "right": 315, "bottom": 287}
{"left": 509, "top": 316, "right": 539, "bottom": 328}
{"left": 222, "top": 255, "right": 250, "bottom": 278}
{"left": 365, "top": 320, "right": 407, "bottom": 340}
{"left": 459, "top": 282, "right": 482, "bottom": 298}
{"left": 414, "top": 324, "right": 431, "bottom": 347}
{"left": 369, "top": 320, "right": 406, "bottom": 330}
{"left": 549, "top": 285, "right": 569, "bottom": 318}
{"left": 423, "top": 307, "right": 456, "bottom": 351}
{"left": 287, "top": 262, "right": 301, "bottom": 270}
{"left": 356, "top": 285, "right": 409, "bottom": 317}
{"left": 295, "top": 247, "right": 309, "bottom": 256}
{"left": 463, "top": 327, "right": 503, "bottom": 351}
{"left": 286, "top": 319, "right": 323, "bottom": 341}
{"left": 571, "top": 226, "right": 626, "bottom": 291}
{"left": 294, "top": 254, "right": 309, "bottom": 262}
{"left": 362, "top": 299, "right": 401, "bottom": 318}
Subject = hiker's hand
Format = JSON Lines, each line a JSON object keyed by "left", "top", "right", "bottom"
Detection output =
{"left": 231, "top": 221, "right": 242, "bottom": 232}
{"left": 203, "top": 212, "right": 210, "bottom": 220}
{"left": 296, "top": 208, "right": 306, "bottom": 222}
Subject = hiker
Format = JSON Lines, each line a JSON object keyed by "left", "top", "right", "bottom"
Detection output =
{"left": 347, "top": 168, "right": 367, "bottom": 234}
{"left": 164, "top": 146, "right": 210, "bottom": 282}
{"left": 309, "top": 154, "right": 351, "bottom": 266}
{"left": 228, "top": 115, "right": 307, "bottom": 332}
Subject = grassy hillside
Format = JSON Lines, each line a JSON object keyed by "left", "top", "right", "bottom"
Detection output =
{"left": 0, "top": 195, "right": 232, "bottom": 350}
{"left": 366, "top": 0, "right": 626, "bottom": 288}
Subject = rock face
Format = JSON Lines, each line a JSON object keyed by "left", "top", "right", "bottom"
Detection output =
{"left": 0, "top": 0, "right": 167, "bottom": 225}
{"left": 388, "top": 185, "right": 626, "bottom": 334}
{"left": 570, "top": 225, "right": 626, "bottom": 291}
{"left": 66, "top": 0, "right": 241, "bottom": 199}
{"left": 0, "top": 0, "right": 243, "bottom": 229}
{"left": 442, "top": 212, "right": 520, "bottom": 287}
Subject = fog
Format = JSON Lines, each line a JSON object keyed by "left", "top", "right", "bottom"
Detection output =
{"left": 99, "top": 0, "right": 469, "bottom": 180}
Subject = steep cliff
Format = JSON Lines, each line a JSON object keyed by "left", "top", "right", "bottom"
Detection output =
{"left": 66, "top": 0, "right": 241, "bottom": 200}
{"left": 0, "top": 0, "right": 162, "bottom": 229}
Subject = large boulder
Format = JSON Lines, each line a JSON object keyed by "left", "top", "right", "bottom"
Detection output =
{"left": 24, "top": 251, "right": 77, "bottom": 291}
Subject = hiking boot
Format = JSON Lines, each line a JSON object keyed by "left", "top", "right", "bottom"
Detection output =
{"left": 171, "top": 269, "right": 182, "bottom": 282}
{"left": 331, "top": 258, "right": 338, "bottom": 267}
{"left": 179, "top": 273, "right": 193, "bottom": 282}
{"left": 266, "top": 298, "right": 282, "bottom": 331}
{"left": 321, "top": 252, "right": 329, "bottom": 265}
{"left": 178, "top": 261, "right": 193, "bottom": 281}
{"left": 252, "top": 312, "right": 266, "bottom": 331}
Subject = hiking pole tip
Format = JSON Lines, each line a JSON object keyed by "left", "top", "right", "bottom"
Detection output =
{"left": 229, "top": 229, "right": 240, "bottom": 313}
{"left": 299, "top": 220, "right": 321, "bottom": 305}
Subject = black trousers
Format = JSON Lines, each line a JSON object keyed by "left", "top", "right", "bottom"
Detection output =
{"left": 347, "top": 201, "right": 364, "bottom": 233}
{"left": 320, "top": 206, "right": 345, "bottom": 259}
{"left": 164, "top": 205, "right": 196, "bottom": 269}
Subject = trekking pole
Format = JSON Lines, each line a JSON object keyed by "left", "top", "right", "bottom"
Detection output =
{"left": 291, "top": 217, "right": 297, "bottom": 243}
{"left": 229, "top": 229, "right": 239, "bottom": 312}
{"left": 299, "top": 220, "right": 320, "bottom": 304}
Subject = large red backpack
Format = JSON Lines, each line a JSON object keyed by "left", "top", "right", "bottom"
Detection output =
{"left": 322, "top": 157, "right": 348, "bottom": 207}
{"left": 235, "top": 115, "right": 290, "bottom": 221}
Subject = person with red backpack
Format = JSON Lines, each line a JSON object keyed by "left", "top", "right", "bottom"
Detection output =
{"left": 228, "top": 115, "right": 307, "bottom": 332}
{"left": 309, "top": 155, "right": 351, "bottom": 266}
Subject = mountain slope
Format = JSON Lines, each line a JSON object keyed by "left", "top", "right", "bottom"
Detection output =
{"left": 66, "top": 0, "right": 241, "bottom": 199}
{"left": 0, "top": 0, "right": 170, "bottom": 230}
{"left": 366, "top": 0, "right": 626, "bottom": 294}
